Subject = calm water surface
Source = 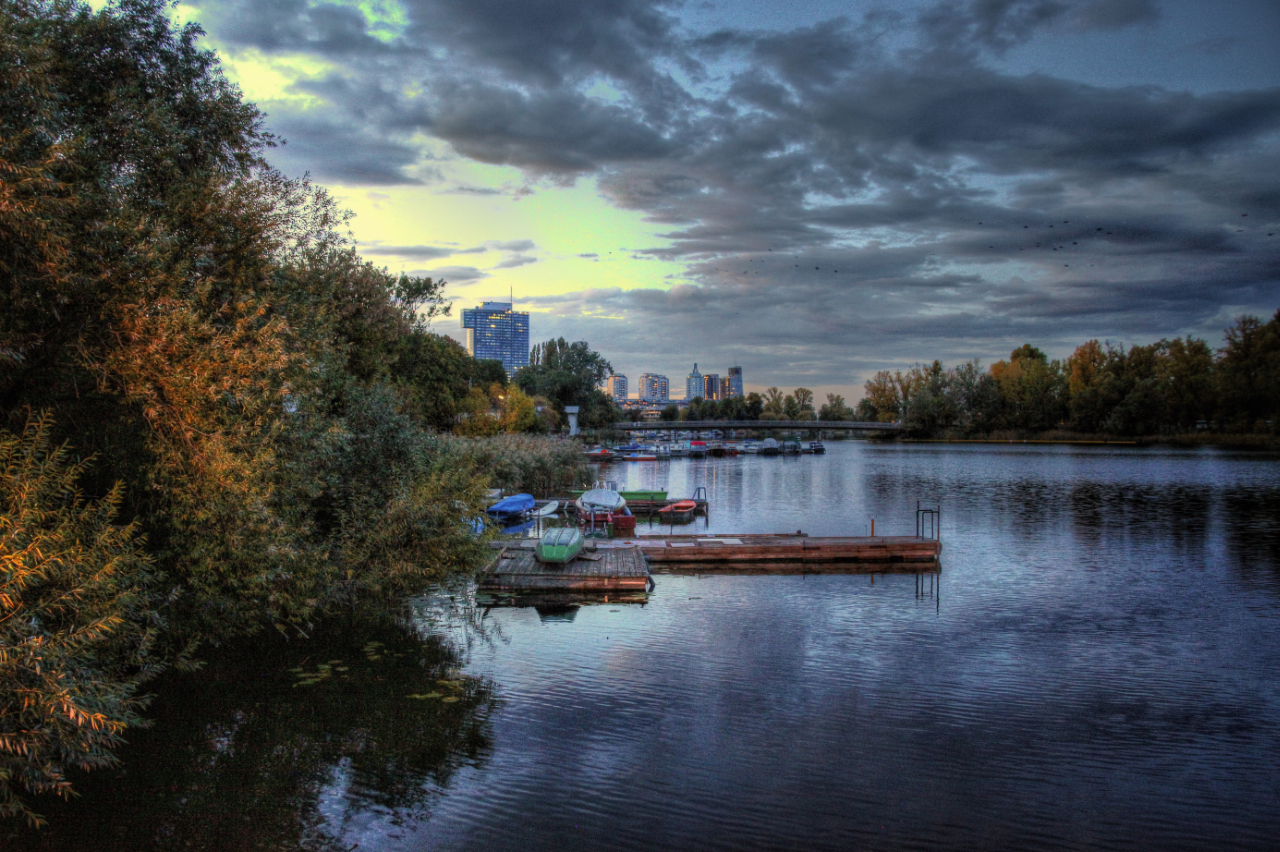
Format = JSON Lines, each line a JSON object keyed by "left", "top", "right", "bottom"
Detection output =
{"left": 10, "top": 442, "right": 1280, "bottom": 851}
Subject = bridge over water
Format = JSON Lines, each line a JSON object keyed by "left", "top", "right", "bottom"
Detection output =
{"left": 612, "top": 419, "right": 903, "bottom": 433}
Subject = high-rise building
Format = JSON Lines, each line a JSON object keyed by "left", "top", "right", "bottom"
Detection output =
{"left": 703, "top": 373, "right": 720, "bottom": 400}
{"left": 605, "top": 374, "right": 628, "bottom": 402}
{"left": 461, "top": 301, "right": 529, "bottom": 378}
{"left": 719, "top": 376, "right": 731, "bottom": 399}
{"left": 725, "top": 366, "right": 744, "bottom": 398}
{"left": 685, "top": 363, "right": 703, "bottom": 401}
{"left": 639, "top": 373, "right": 670, "bottom": 403}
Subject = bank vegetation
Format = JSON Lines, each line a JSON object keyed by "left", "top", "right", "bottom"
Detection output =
{"left": 0, "top": 0, "right": 585, "bottom": 823}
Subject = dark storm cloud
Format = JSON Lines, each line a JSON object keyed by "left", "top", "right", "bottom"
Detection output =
{"left": 264, "top": 107, "right": 427, "bottom": 184}
{"left": 187, "top": 0, "right": 1280, "bottom": 390}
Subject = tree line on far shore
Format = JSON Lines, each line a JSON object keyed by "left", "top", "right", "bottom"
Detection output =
{"left": 641, "top": 311, "right": 1279, "bottom": 439}
{"left": 859, "top": 312, "right": 1280, "bottom": 437}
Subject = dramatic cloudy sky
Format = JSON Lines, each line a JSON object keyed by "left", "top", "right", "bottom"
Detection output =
{"left": 171, "top": 0, "right": 1280, "bottom": 399}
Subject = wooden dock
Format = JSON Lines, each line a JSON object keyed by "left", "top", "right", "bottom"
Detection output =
{"left": 480, "top": 532, "right": 941, "bottom": 590}
{"left": 479, "top": 544, "right": 651, "bottom": 591}
{"left": 597, "top": 533, "right": 941, "bottom": 565}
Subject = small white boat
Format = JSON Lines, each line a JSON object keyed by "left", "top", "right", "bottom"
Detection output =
{"left": 536, "top": 500, "right": 560, "bottom": 516}
{"left": 574, "top": 488, "right": 627, "bottom": 516}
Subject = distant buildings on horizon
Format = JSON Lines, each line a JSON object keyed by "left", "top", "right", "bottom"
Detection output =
{"left": 457, "top": 299, "right": 744, "bottom": 403}
{"left": 607, "top": 364, "right": 743, "bottom": 406}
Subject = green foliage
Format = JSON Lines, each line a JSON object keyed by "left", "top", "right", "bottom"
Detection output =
{"left": 285, "top": 385, "right": 491, "bottom": 608}
{"left": 0, "top": 415, "right": 159, "bottom": 826}
{"left": 515, "top": 338, "right": 614, "bottom": 425}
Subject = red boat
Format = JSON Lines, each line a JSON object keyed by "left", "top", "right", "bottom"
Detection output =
{"left": 657, "top": 499, "right": 698, "bottom": 523}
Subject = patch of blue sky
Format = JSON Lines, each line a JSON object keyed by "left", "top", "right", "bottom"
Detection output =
{"left": 993, "top": 0, "right": 1280, "bottom": 92}
{"left": 581, "top": 76, "right": 628, "bottom": 106}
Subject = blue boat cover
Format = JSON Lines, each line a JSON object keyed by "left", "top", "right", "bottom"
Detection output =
{"left": 486, "top": 493, "right": 536, "bottom": 517}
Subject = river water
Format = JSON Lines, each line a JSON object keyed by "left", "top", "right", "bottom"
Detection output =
{"left": 9, "top": 442, "right": 1280, "bottom": 851}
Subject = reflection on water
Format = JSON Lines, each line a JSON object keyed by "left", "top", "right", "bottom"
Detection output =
{"left": 5, "top": 610, "right": 497, "bottom": 852}
{"left": 7, "top": 442, "right": 1280, "bottom": 851}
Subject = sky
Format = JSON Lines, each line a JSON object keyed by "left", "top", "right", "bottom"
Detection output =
{"left": 164, "top": 0, "right": 1280, "bottom": 400}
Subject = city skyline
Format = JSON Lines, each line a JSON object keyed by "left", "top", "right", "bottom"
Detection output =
{"left": 165, "top": 0, "right": 1280, "bottom": 400}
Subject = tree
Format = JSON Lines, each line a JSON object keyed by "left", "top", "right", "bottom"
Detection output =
{"left": 1217, "top": 311, "right": 1280, "bottom": 429}
{"left": 762, "top": 387, "right": 785, "bottom": 417}
{"left": 0, "top": 416, "right": 159, "bottom": 826}
{"left": 660, "top": 404, "right": 679, "bottom": 421}
{"left": 862, "top": 372, "right": 902, "bottom": 422}
{"left": 990, "top": 346, "right": 1066, "bottom": 431}
{"left": 818, "top": 394, "right": 854, "bottom": 421}
{"left": 515, "top": 338, "right": 612, "bottom": 426}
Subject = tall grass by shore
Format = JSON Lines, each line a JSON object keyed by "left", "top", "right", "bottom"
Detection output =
{"left": 435, "top": 434, "right": 590, "bottom": 497}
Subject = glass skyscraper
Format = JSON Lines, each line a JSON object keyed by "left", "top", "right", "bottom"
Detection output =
{"left": 461, "top": 301, "right": 529, "bottom": 378}
{"left": 726, "top": 366, "right": 743, "bottom": 398}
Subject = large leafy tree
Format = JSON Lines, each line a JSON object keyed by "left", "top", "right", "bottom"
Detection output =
{"left": 515, "top": 337, "right": 618, "bottom": 427}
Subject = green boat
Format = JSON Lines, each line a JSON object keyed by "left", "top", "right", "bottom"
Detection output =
{"left": 535, "top": 527, "right": 584, "bottom": 564}
{"left": 569, "top": 488, "right": 667, "bottom": 503}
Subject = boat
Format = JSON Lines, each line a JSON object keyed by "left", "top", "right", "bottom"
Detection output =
{"left": 806, "top": 441, "right": 826, "bottom": 454}
{"left": 619, "top": 452, "right": 658, "bottom": 461}
{"left": 782, "top": 440, "right": 802, "bottom": 454}
{"left": 574, "top": 488, "right": 627, "bottom": 522}
{"left": 741, "top": 440, "right": 761, "bottom": 454}
{"left": 656, "top": 499, "right": 697, "bottom": 523}
{"left": 687, "top": 440, "right": 708, "bottom": 458}
{"left": 758, "top": 438, "right": 781, "bottom": 456}
{"left": 582, "top": 447, "right": 616, "bottom": 462}
{"left": 568, "top": 488, "right": 666, "bottom": 503}
{"left": 535, "top": 500, "right": 560, "bottom": 516}
{"left": 486, "top": 492, "right": 536, "bottom": 520}
{"left": 621, "top": 489, "right": 667, "bottom": 503}
{"left": 669, "top": 443, "right": 689, "bottom": 457}
{"left": 708, "top": 442, "right": 727, "bottom": 458}
{"left": 535, "top": 526, "right": 584, "bottom": 564}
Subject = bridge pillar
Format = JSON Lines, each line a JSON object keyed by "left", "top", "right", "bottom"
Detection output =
{"left": 565, "top": 405, "right": 580, "bottom": 436}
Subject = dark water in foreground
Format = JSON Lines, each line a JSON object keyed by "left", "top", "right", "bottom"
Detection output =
{"left": 9, "top": 442, "right": 1280, "bottom": 851}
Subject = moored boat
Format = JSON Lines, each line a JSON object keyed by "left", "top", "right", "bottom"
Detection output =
{"left": 758, "top": 438, "right": 781, "bottom": 456}
{"left": 486, "top": 492, "right": 536, "bottom": 520}
{"left": 806, "top": 441, "right": 826, "bottom": 454}
{"left": 535, "top": 526, "right": 584, "bottom": 564}
{"left": 657, "top": 499, "right": 698, "bottom": 523}
{"left": 575, "top": 488, "right": 627, "bottom": 519}
{"left": 582, "top": 446, "right": 616, "bottom": 461}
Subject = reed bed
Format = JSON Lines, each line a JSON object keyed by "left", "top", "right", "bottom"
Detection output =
{"left": 433, "top": 434, "right": 590, "bottom": 497}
